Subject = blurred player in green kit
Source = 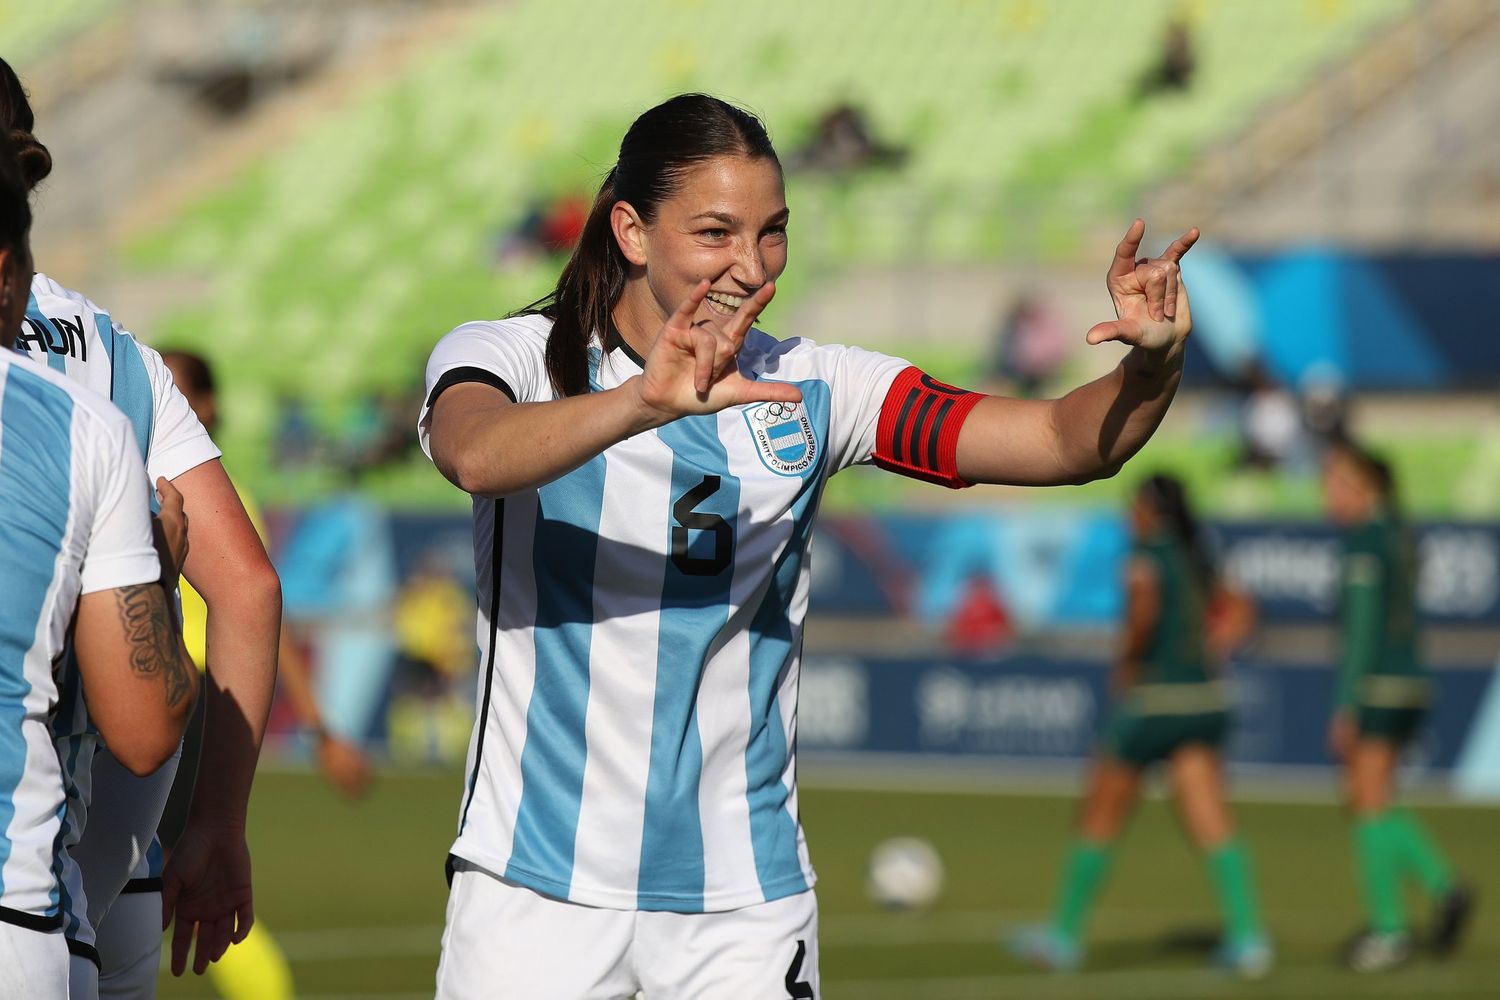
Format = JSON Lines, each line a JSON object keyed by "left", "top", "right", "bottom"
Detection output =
{"left": 1011, "top": 474, "right": 1270, "bottom": 977}
{"left": 1322, "top": 441, "right": 1474, "bottom": 972}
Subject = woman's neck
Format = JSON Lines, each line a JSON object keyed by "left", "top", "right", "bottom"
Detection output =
{"left": 610, "top": 282, "right": 665, "bottom": 362}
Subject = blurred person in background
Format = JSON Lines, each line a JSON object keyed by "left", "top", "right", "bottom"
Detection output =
{"left": 1010, "top": 474, "right": 1270, "bottom": 977}
{"left": 0, "top": 129, "right": 197, "bottom": 999}
{"left": 158, "top": 349, "right": 374, "bottom": 1000}
{"left": 1322, "top": 441, "right": 1474, "bottom": 972}
{"left": 0, "top": 58, "right": 282, "bottom": 996}
{"left": 421, "top": 92, "right": 1196, "bottom": 997}
{"left": 982, "top": 294, "right": 1070, "bottom": 400}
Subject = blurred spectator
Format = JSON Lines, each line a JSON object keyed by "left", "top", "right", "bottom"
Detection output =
{"left": 1137, "top": 20, "right": 1196, "bottom": 99}
{"left": 984, "top": 294, "right": 1070, "bottom": 398}
{"left": 389, "top": 550, "right": 476, "bottom": 764}
{"left": 1237, "top": 359, "right": 1305, "bottom": 471}
{"left": 495, "top": 192, "right": 590, "bottom": 265}
{"left": 788, "top": 102, "right": 907, "bottom": 174}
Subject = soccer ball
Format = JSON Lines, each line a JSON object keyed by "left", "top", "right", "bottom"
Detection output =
{"left": 865, "top": 836, "right": 944, "bottom": 910}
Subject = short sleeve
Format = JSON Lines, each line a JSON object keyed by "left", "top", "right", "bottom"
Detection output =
{"left": 78, "top": 408, "right": 160, "bottom": 595}
{"left": 137, "top": 337, "right": 221, "bottom": 482}
{"left": 418, "top": 319, "right": 548, "bottom": 459}
{"left": 827, "top": 345, "right": 910, "bottom": 472}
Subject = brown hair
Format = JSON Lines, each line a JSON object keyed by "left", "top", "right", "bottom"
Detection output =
{"left": 0, "top": 59, "right": 51, "bottom": 190}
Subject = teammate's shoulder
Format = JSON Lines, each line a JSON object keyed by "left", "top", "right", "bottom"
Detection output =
{"left": 30, "top": 272, "right": 110, "bottom": 320}
{"left": 0, "top": 351, "right": 130, "bottom": 432}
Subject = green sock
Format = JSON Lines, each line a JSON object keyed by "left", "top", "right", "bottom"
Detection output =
{"left": 1389, "top": 808, "right": 1454, "bottom": 896}
{"left": 1207, "top": 838, "right": 1264, "bottom": 945}
{"left": 1051, "top": 839, "right": 1113, "bottom": 943}
{"left": 1356, "top": 814, "right": 1406, "bottom": 933}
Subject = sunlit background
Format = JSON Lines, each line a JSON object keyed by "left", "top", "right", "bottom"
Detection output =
{"left": 8, "top": 0, "right": 1500, "bottom": 996}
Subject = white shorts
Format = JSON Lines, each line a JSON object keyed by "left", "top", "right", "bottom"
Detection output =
{"left": 435, "top": 860, "right": 820, "bottom": 1000}
{"left": 0, "top": 922, "right": 71, "bottom": 999}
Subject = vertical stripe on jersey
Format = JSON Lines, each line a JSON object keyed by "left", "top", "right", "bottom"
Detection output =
{"left": 635, "top": 415, "right": 741, "bottom": 910}
{"left": 744, "top": 379, "right": 831, "bottom": 900}
{"left": 0, "top": 369, "right": 72, "bottom": 895}
{"left": 109, "top": 334, "right": 153, "bottom": 463}
{"left": 505, "top": 457, "right": 607, "bottom": 892}
{"left": 458, "top": 499, "right": 502, "bottom": 836}
{"left": 22, "top": 295, "right": 68, "bottom": 374}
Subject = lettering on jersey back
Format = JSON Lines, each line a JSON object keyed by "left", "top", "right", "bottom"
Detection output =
{"left": 17, "top": 314, "right": 87, "bottom": 361}
{"left": 744, "top": 400, "right": 818, "bottom": 477}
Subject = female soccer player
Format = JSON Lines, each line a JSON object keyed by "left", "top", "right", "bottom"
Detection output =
{"left": 0, "top": 130, "right": 198, "bottom": 999}
{"left": 420, "top": 93, "right": 1197, "bottom": 998}
{"left": 1010, "top": 474, "right": 1269, "bottom": 978}
{"left": 1323, "top": 441, "right": 1472, "bottom": 971}
{"left": 0, "top": 59, "right": 282, "bottom": 995}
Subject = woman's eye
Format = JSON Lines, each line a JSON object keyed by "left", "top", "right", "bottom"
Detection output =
{"left": 700, "top": 228, "right": 729, "bottom": 240}
{"left": 763, "top": 225, "right": 788, "bottom": 240}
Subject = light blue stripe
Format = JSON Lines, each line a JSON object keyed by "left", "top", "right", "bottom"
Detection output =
{"left": 0, "top": 365, "right": 74, "bottom": 904}
{"left": 636, "top": 415, "right": 741, "bottom": 911}
{"left": 22, "top": 292, "right": 68, "bottom": 373}
{"left": 110, "top": 334, "right": 153, "bottom": 464}
{"left": 745, "top": 379, "right": 831, "bottom": 901}
{"left": 145, "top": 834, "right": 164, "bottom": 879}
{"left": 504, "top": 457, "right": 608, "bottom": 894}
{"left": 94, "top": 314, "right": 115, "bottom": 364}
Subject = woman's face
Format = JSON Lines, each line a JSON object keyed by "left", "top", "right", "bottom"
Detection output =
{"left": 1129, "top": 491, "right": 1159, "bottom": 539}
{"left": 614, "top": 154, "right": 789, "bottom": 331}
{"left": 1322, "top": 453, "right": 1374, "bottom": 526}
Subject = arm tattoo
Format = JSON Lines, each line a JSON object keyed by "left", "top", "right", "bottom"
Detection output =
{"left": 114, "top": 584, "right": 194, "bottom": 709}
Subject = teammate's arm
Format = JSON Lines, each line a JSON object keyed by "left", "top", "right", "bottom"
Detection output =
{"left": 72, "top": 478, "right": 199, "bottom": 776}
{"left": 955, "top": 222, "right": 1197, "bottom": 487}
{"left": 429, "top": 281, "right": 799, "bottom": 497}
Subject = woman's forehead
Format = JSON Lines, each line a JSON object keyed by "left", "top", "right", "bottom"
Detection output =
{"left": 668, "top": 156, "right": 785, "bottom": 215}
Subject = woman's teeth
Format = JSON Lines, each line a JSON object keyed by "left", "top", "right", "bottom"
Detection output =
{"left": 706, "top": 291, "right": 745, "bottom": 312}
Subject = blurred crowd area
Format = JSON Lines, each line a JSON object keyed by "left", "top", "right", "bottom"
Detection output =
{"left": 7, "top": 0, "right": 1500, "bottom": 781}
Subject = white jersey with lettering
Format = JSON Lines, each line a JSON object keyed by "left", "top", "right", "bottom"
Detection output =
{"left": 0, "top": 352, "right": 159, "bottom": 933}
{"left": 420, "top": 314, "right": 929, "bottom": 913}
{"left": 21, "top": 273, "right": 219, "bottom": 960}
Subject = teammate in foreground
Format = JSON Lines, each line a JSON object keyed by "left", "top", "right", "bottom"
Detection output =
{"left": 0, "top": 59, "right": 283, "bottom": 994}
{"left": 421, "top": 94, "right": 1197, "bottom": 998}
{"left": 1323, "top": 441, "right": 1473, "bottom": 971}
{"left": 1009, "top": 474, "right": 1270, "bottom": 977}
{"left": 0, "top": 133, "right": 197, "bottom": 999}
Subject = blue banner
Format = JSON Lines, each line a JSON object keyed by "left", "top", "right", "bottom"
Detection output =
{"left": 799, "top": 655, "right": 1496, "bottom": 773}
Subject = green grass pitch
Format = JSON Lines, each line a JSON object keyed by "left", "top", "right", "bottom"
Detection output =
{"left": 155, "top": 767, "right": 1500, "bottom": 999}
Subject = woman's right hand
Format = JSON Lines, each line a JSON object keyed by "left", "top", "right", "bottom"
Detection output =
{"left": 153, "top": 476, "right": 190, "bottom": 582}
{"left": 1328, "top": 710, "right": 1357, "bottom": 762}
{"left": 633, "top": 279, "right": 802, "bottom": 423}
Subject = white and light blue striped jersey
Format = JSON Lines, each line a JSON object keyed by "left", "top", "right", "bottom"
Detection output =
{"left": 419, "top": 314, "right": 908, "bottom": 913}
{"left": 0, "top": 352, "right": 159, "bottom": 930}
{"left": 19, "top": 272, "right": 219, "bottom": 740}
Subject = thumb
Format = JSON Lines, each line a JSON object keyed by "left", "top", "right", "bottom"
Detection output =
{"left": 161, "top": 873, "right": 178, "bottom": 931}
{"left": 155, "top": 476, "right": 183, "bottom": 512}
{"left": 738, "top": 378, "right": 803, "bottom": 406}
{"left": 1085, "top": 320, "right": 1131, "bottom": 346}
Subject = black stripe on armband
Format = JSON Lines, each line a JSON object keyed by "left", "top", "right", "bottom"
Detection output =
{"left": 120, "top": 877, "right": 162, "bottom": 895}
{"left": 0, "top": 903, "right": 63, "bottom": 932}
{"left": 66, "top": 937, "right": 102, "bottom": 969}
{"left": 425, "top": 367, "right": 517, "bottom": 409}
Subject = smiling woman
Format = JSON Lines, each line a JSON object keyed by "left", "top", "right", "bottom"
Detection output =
{"left": 418, "top": 92, "right": 1199, "bottom": 999}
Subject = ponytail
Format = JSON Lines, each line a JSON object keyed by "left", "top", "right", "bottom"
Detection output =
{"left": 1141, "top": 474, "right": 1215, "bottom": 593}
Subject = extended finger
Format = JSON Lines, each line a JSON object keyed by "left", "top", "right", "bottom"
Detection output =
{"left": 731, "top": 374, "right": 803, "bottom": 406}
{"left": 171, "top": 918, "right": 194, "bottom": 976}
{"left": 1108, "top": 218, "right": 1146, "bottom": 280}
{"left": 723, "top": 282, "right": 777, "bottom": 347}
{"left": 692, "top": 327, "right": 718, "bottom": 396}
{"left": 1162, "top": 226, "right": 1201, "bottom": 263}
{"left": 234, "top": 901, "right": 255, "bottom": 944}
{"left": 1165, "top": 265, "right": 1179, "bottom": 321}
{"left": 668, "top": 279, "right": 711, "bottom": 331}
{"left": 1085, "top": 319, "right": 1137, "bottom": 347}
{"left": 155, "top": 476, "right": 183, "bottom": 512}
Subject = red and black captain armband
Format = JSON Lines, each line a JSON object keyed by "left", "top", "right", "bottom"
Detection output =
{"left": 872, "top": 367, "right": 986, "bottom": 489}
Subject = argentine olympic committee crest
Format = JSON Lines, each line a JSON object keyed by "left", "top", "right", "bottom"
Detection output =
{"left": 744, "top": 399, "right": 819, "bottom": 476}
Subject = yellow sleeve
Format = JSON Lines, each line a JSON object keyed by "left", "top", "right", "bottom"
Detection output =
{"left": 179, "top": 475, "right": 265, "bottom": 673}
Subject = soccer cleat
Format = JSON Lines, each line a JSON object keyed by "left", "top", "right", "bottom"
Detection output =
{"left": 1006, "top": 925, "right": 1082, "bottom": 972}
{"left": 1429, "top": 880, "right": 1476, "bottom": 957}
{"left": 1215, "top": 935, "right": 1274, "bottom": 980}
{"left": 1343, "top": 929, "right": 1414, "bottom": 973}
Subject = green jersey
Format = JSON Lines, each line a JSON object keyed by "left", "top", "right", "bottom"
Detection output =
{"left": 1135, "top": 535, "right": 1211, "bottom": 686}
{"left": 1337, "top": 512, "right": 1426, "bottom": 711}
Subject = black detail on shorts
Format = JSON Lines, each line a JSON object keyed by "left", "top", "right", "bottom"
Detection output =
{"left": 0, "top": 904, "right": 63, "bottom": 932}
{"left": 426, "top": 367, "right": 516, "bottom": 410}
{"left": 458, "top": 499, "right": 504, "bottom": 837}
{"left": 66, "top": 937, "right": 102, "bottom": 969}
{"left": 120, "top": 877, "right": 162, "bottom": 895}
{"left": 785, "top": 939, "right": 814, "bottom": 999}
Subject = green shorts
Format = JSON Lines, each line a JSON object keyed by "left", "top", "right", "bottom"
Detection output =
{"left": 1357, "top": 706, "right": 1426, "bottom": 746}
{"left": 1105, "top": 709, "right": 1229, "bottom": 767}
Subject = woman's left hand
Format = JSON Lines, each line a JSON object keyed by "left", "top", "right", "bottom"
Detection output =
{"left": 1086, "top": 219, "right": 1199, "bottom": 357}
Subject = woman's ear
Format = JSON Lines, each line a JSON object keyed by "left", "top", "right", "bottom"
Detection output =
{"left": 611, "top": 201, "right": 649, "bottom": 267}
